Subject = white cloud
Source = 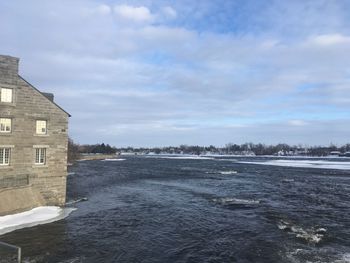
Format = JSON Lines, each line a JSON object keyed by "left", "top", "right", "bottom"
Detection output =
{"left": 113, "top": 5, "right": 154, "bottom": 24}
{"left": 162, "top": 6, "right": 177, "bottom": 19}
{"left": 96, "top": 4, "right": 112, "bottom": 15}
{"left": 309, "top": 34, "right": 350, "bottom": 46}
{"left": 288, "top": 120, "right": 308, "bottom": 126}
{"left": 138, "top": 26, "right": 196, "bottom": 48}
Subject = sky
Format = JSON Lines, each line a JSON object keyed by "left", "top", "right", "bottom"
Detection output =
{"left": 0, "top": 0, "right": 350, "bottom": 147}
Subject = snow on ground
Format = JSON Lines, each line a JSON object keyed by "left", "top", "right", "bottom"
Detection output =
{"left": 154, "top": 156, "right": 214, "bottom": 160}
{"left": 0, "top": 206, "right": 75, "bottom": 235}
{"left": 238, "top": 160, "right": 350, "bottom": 170}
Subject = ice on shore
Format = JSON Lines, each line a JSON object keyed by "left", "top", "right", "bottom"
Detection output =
{"left": 150, "top": 156, "right": 214, "bottom": 160}
{"left": 0, "top": 206, "right": 75, "bottom": 235}
{"left": 238, "top": 160, "right": 350, "bottom": 170}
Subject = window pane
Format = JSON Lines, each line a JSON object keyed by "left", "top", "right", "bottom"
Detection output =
{"left": 41, "top": 148, "right": 46, "bottom": 164}
{"left": 0, "top": 118, "right": 11, "bottom": 132}
{"left": 0, "top": 148, "right": 10, "bottom": 165}
{"left": 35, "top": 148, "right": 46, "bottom": 164}
{"left": 36, "top": 120, "right": 47, "bottom": 134}
{"left": 35, "top": 148, "right": 39, "bottom": 163}
{"left": 4, "top": 148, "right": 10, "bottom": 164}
{"left": 1, "top": 88, "right": 13, "bottom": 103}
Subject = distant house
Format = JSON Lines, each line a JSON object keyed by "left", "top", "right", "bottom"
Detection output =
{"left": 339, "top": 152, "right": 350, "bottom": 157}
{"left": 0, "top": 55, "right": 70, "bottom": 215}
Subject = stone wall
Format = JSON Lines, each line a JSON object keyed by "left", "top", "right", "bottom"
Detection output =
{"left": 0, "top": 55, "right": 69, "bottom": 215}
{"left": 0, "top": 186, "right": 44, "bottom": 216}
{"left": 0, "top": 55, "right": 19, "bottom": 86}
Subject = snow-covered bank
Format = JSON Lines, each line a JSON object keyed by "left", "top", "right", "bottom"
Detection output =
{"left": 145, "top": 154, "right": 214, "bottom": 160}
{"left": 156, "top": 156, "right": 214, "bottom": 160}
{"left": 0, "top": 206, "right": 75, "bottom": 235}
{"left": 79, "top": 154, "right": 118, "bottom": 161}
{"left": 238, "top": 160, "right": 350, "bottom": 170}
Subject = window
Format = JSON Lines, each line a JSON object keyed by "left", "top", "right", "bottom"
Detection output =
{"left": 0, "top": 148, "right": 10, "bottom": 165}
{"left": 35, "top": 148, "right": 46, "bottom": 164}
{"left": 0, "top": 88, "right": 13, "bottom": 103}
{"left": 0, "top": 118, "right": 11, "bottom": 133}
{"left": 36, "top": 120, "right": 47, "bottom": 134}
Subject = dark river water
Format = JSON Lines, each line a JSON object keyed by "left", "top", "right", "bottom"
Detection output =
{"left": 1, "top": 156, "right": 350, "bottom": 262}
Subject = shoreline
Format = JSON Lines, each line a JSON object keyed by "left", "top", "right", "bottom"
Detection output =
{"left": 78, "top": 154, "right": 119, "bottom": 161}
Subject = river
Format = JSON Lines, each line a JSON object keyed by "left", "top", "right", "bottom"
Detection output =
{"left": 1, "top": 156, "right": 350, "bottom": 262}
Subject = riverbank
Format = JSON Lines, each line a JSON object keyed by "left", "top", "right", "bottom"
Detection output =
{"left": 78, "top": 154, "right": 120, "bottom": 161}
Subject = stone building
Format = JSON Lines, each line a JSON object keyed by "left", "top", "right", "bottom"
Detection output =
{"left": 0, "top": 55, "right": 70, "bottom": 215}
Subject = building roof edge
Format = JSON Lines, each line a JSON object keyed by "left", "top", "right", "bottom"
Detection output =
{"left": 18, "top": 75, "right": 71, "bottom": 117}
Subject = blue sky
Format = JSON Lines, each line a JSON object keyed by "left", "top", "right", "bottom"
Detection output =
{"left": 1, "top": 0, "right": 350, "bottom": 146}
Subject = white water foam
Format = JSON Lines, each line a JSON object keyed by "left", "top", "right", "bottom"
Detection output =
{"left": 277, "top": 220, "right": 326, "bottom": 244}
{"left": 0, "top": 206, "right": 76, "bottom": 235}
{"left": 238, "top": 160, "right": 350, "bottom": 170}
{"left": 213, "top": 197, "right": 260, "bottom": 205}
{"left": 65, "top": 197, "right": 88, "bottom": 205}
{"left": 336, "top": 253, "right": 350, "bottom": 263}
{"left": 282, "top": 178, "right": 295, "bottom": 183}
{"left": 102, "top": 158, "right": 126, "bottom": 161}
{"left": 285, "top": 248, "right": 350, "bottom": 263}
{"left": 219, "top": 171, "right": 238, "bottom": 175}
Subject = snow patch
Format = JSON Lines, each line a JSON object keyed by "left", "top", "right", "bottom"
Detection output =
{"left": 238, "top": 159, "right": 350, "bottom": 170}
{"left": 157, "top": 156, "right": 214, "bottom": 160}
{"left": 0, "top": 206, "right": 75, "bottom": 235}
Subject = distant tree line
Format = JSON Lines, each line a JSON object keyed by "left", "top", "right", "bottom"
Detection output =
{"left": 79, "top": 143, "right": 117, "bottom": 154}
{"left": 67, "top": 138, "right": 350, "bottom": 164}
{"left": 67, "top": 138, "right": 117, "bottom": 163}
{"left": 113, "top": 143, "right": 350, "bottom": 157}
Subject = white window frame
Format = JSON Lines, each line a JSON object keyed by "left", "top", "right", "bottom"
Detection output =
{"left": 36, "top": 120, "right": 47, "bottom": 135}
{"left": 0, "top": 88, "right": 13, "bottom": 103}
{"left": 0, "top": 118, "right": 11, "bottom": 133}
{"left": 35, "top": 148, "right": 46, "bottom": 165}
{"left": 0, "top": 148, "right": 11, "bottom": 165}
